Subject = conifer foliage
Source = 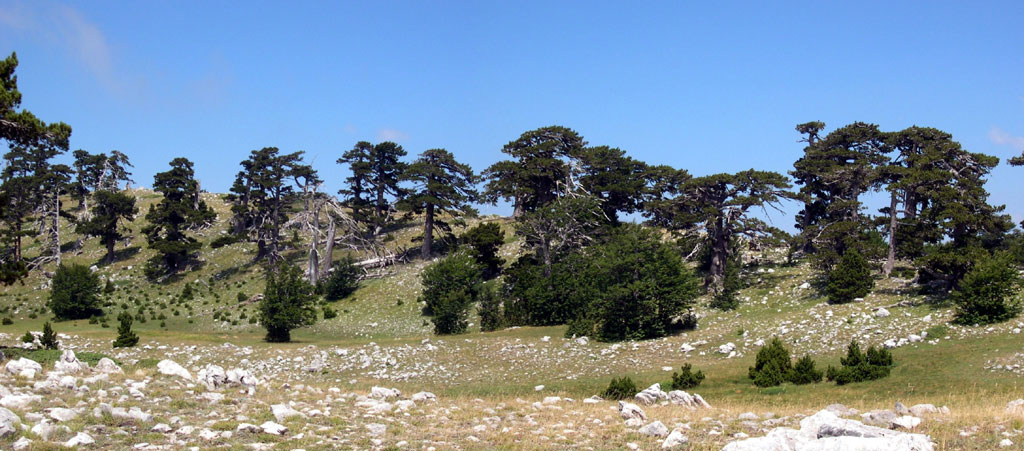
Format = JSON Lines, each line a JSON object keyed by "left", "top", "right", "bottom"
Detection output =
{"left": 113, "top": 311, "right": 139, "bottom": 348}
{"left": 825, "top": 340, "right": 894, "bottom": 385}
{"left": 951, "top": 253, "right": 1022, "bottom": 325}
{"left": 143, "top": 158, "right": 214, "bottom": 278}
{"left": 826, "top": 250, "right": 874, "bottom": 304}
{"left": 259, "top": 262, "right": 318, "bottom": 342}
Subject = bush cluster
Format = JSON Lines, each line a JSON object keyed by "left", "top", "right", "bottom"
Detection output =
{"left": 321, "top": 257, "right": 361, "bottom": 301}
{"left": 825, "top": 340, "right": 894, "bottom": 385}
{"left": 670, "top": 363, "right": 705, "bottom": 389}
{"left": 507, "top": 225, "right": 699, "bottom": 342}
{"left": 419, "top": 251, "right": 483, "bottom": 335}
{"left": 49, "top": 264, "right": 103, "bottom": 320}
{"left": 951, "top": 252, "right": 1021, "bottom": 325}
{"left": 602, "top": 376, "right": 638, "bottom": 400}
{"left": 748, "top": 337, "right": 823, "bottom": 387}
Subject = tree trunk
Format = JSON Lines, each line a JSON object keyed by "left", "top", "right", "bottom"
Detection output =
{"left": 799, "top": 201, "right": 812, "bottom": 254}
{"left": 707, "top": 218, "right": 729, "bottom": 293}
{"left": 13, "top": 219, "right": 21, "bottom": 262}
{"left": 512, "top": 197, "right": 524, "bottom": 218}
{"left": 105, "top": 240, "right": 115, "bottom": 264}
{"left": 421, "top": 203, "right": 434, "bottom": 259}
{"left": 883, "top": 190, "right": 899, "bottom": 276}
{"left": 308, "top": 201, "right": 321, "bottom": 285}
{"left": 541, "top": 238, "right": 552, "bottom": 277}
{"left": 320, "top": 216, "right": 336, "bottom": 279}
{"left": 51, "top": 192, "right": 61, "bottom": 267}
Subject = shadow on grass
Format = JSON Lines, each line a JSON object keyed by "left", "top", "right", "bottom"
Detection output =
{"left": 95, "top": 246, "right": 142, "bottom": 267}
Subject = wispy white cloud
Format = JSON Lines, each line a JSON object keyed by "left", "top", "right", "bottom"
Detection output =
{"left": 989, "top": 126, "right": 1024, "bottom": 152}
{"left": 377, "top": 128, "right": 409, "bottom": 142}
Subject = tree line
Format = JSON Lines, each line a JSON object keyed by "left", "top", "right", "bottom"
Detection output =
{"left": 3, "top": 51, "right": 1023, "bottom": 341}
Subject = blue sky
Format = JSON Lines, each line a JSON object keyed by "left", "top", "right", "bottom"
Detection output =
{"left": 2, "top": 0, "right": 1023, "bottom": 227}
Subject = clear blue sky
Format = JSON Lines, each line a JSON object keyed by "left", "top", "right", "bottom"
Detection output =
{"left": 2, "top": 1, "right": 1023, "bottom": 227}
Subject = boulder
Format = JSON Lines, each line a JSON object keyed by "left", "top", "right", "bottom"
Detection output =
{"left": 618, "top": 401, "right": 647, "bottom": 421}
{"left": 411, "top": 391, "right": 437, "bottom": 403}
{"left": 49, "top": 407, "right": 79, "bottom": 422}
{"left": 5, "top": 357, "right": 42, "bottom": 376}
{"left": 197, "top": 364, "right": 227, "bottom": 390}
{"left": 1006, "top": 399, "right": 1024, "bottom": 415}
{"left": 260, "top": 421, "right": 287, "bottom": 435}
{"left": 65, "top": 432, "right": 95, "bottom": 447}
{"left": 95, "top": 358, "right": 123, "bottom": 374}
{"left": 873, "top": 308, "right": 890, "bottom": 318}
{"left": 0, "top": 407, "right": 19, "bottom": 438}
{"left": 639, "top": 421, "right": 669, "bottom": 437}
{"left": 370, "top": 386, "right": 401, "bottom": 399}
{"left": 662, "top": 430, "right": 688, "bottom": 449}
{"left": 635, "top": 383, "right": 668, "bottom": 406}
{"left": 271, "top": 404, "right": 304, "bottom": 422}
{"left": 157, "top": 360, "right": 193, "bottom": 381}
{"left": 724, "top": 408, "right": 934, "bottom": 451}
{"left": 54, "top": 350, "right": 87, "bottom": 374}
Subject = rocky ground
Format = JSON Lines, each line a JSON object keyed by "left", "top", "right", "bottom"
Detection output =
{"left": 1, "top": 330, "right": 1023, "bottom": 450}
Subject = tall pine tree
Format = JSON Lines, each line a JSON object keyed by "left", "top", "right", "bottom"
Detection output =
{"left": 227, "top": 147, "right": 311, "bottom": 264}
{"left": 143, "top": 158, "right": 215, "bottom": 278}
{"left": 400, "top": 148, "right": 478, "bottom": 258}
{"left": 76, "top": 190, "right": 137, "bottom": 264}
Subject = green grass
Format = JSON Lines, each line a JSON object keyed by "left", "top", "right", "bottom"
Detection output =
{"left": 0, "top": 347, "right": 116, "bottom": 366}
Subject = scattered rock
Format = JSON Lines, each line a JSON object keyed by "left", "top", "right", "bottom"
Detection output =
{"left": 260, "top": 421, "right": 287, "bottom": 435}
{"left": 65, "top": 432, "right": 95, "bottom": 447}
{"left": 157, "top": 360, "right": 193, "bottom": 381}
{"left": 639, "top": 420, "right": 669, "bottom": 437}
{"left": 662, "top": 430, "right": 688, "bottom": 449}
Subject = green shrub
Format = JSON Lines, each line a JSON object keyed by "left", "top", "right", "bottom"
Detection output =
{"left": 602, "top": 376, "right": 638, "bottom": 400}
{"left": 210, "top": 234, "right": 240, "bottom": 249}
{"left": 258, "top": 262, "right": 318, "bottom": 342}
{"left": 670, "top": 363, "right": 705, "bottom": 389}
{"left": 564, "top": 317, "right": 596, "bottom": 338}
{"left": 104, "top": 279, "right": 115, "bottom": 294}
{"left": 49, "top": 264, "right": 103, "bottom": 320}
{"left": 709, "top": 253, "right": 743, "bottom": 311}
{"left": 237, "top": 292, "right": 248, "bottom": 303}
{"left": 181, "top": 283, "right": 194, "bottom": 300}
{"left": 419, "top": 250, "right": 483, "bottom": 318}
{"left": 321, "top": 257, "right": 361, "bottom": 301}
{"left": 322, "top": 306, "right": 337, "bottom": 320}
{"left": 588, "top": 225, "right": 700, "bottom": 341}
{"left": 113, "top": 312, "right": 139, "bottom": 348}
{"left": 40, "top": 322, "right": 58, "bottom": 350}
{"left": 749, "top": 337, "right": 792, "bottom": 387}
{"left": 826, "top": 250, "right": 874, "bottom": 304}
{"left": 951, "top": 253, "right": 1022, "bottom": 325}
{"left": 430, "top": 288, "right": 474, "bottom": 335}
{"left": 1, "top": 317, "right": 12, "bottom": 325}
{"left": 825, "top": 340, "right": 894, "bottom": 385}
{"left": 789, "top": 355, "right": 823, "bottom": 385}
{"left": 460, "top": 222, "right": 505, "bottom": 278}
{"left": 477, "top": 284, "right": 504, "bottom": 332}
{"left": 20, "top": 330, "right": 34, "bottom": 344}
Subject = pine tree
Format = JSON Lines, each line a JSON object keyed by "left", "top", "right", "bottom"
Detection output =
{"left": 749, "top": 337, "right": 792, "bottom": 387}
{"left": 142, "top": 158, "right": 215, "bottom": 278}
{"left": 400, "top": 148, "right": 477, "bottom": 258}
{"left": 336, "top": 141, "right": 375, "bottom": 228}
{"left": 76, "top": 190, "right": 137, "bottom": 264}
{"left": 647, "top": 170, "right": 793, "bottom": 294}
{"left": 258, "top": 262, "right": 318, "bottom": 342}
{"left": 0, "top": 52, "right": 71, "bottom": 284}
{"left": 826, "top": 250, "right": 874, "bottom": 304}
{"left": 112, "top": 311, "right": 139, "bottom": 348}
{"left": 39, "top": 321, "right": 58, "bottom": 350}
{"left": 790, "top": 122, "right": 890, "bottom": 271}
{"left": 483, "top": 126, "right": 585, "bottom": 216}
{"left": 227, "top": 148, "right": 311, "bottom": 264}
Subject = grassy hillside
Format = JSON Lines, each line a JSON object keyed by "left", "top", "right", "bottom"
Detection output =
{"left": 0, "top": 191, "right": 1023, "bottom": 449}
